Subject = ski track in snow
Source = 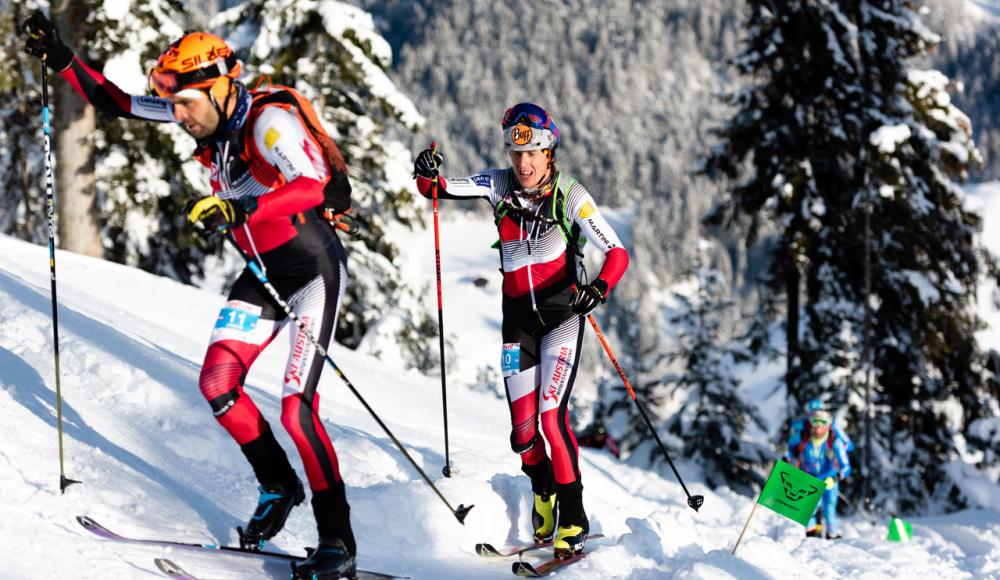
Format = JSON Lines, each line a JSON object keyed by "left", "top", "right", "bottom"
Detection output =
{"left": 1, "top": 201, "right": 999, "bottom": 578}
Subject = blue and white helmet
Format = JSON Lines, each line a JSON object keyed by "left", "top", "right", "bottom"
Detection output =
{"left": 501, "top": 102, "right": 560, "bottom": 152}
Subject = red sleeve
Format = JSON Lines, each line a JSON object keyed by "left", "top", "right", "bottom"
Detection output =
{"left": 59, "top": 56, "right": 174, "bottom": 122}
{"left": 247, "top": 176, "right": 324, "bottom": 224}
{"left": 597, "top": 247, "right": 629, "bottom": 294}
{"left": 415, "top": 175, "right": 449, "bottom": 198}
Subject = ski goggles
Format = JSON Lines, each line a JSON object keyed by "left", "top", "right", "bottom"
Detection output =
{"left": 148, "top": 54, "right": 237, "bottom": 97}
{"left": 501, "top": 103, "right": 554, "bottom": 131}
{"left": 811, "top": 417, "right": 830, "bottom": 426}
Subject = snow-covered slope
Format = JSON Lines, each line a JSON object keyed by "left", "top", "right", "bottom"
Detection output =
{"left": 1, "top": 208, "right": 998, "bottom": 578}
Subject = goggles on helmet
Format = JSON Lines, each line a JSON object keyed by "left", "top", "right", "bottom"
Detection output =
{"left": 502, "top": 103, "right": 560, "bottom": 152}
{"left": 502, "top": 102, "right": 554, "bottom": 131}
{"left": 148, "top": 52, "right": 238, "bottom": 98}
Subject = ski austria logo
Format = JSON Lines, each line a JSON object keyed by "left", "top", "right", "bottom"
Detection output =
{"left": 285, "top": 315, "right": 313, "bottom": 389}
{"left": 511, "top": 124, "right": 533, "bottom": 146}
{"left": 780, "top": 471, "right": 820, "bottom": 502}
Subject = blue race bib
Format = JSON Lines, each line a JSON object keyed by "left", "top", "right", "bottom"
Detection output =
{"left": 502, "top": 342, "right": 521, "bottom": 377}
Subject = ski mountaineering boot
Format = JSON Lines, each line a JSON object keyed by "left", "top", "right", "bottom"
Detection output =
{"left": 521, "top": 457, "right": 557, "bottom": 542}
{"left": 293, "top": 537, "right": 357, "bottom": 579}
{"left": 532, "top": 492, "right": 557, "bottom": 542}
{"left": 553, "top": 524, "right": 589, "bottom": 559}
{"left": 552, "top": 482, "right": 589, "bottom": 559}
{"left": 237, "top": 427, "right": 305, "bottom": 549}
{"left": 238, "top": 477, "right": 306, "bottom": 550}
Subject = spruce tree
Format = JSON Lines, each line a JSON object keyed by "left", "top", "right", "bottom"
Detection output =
{"left": 848, "top": 0, "right": 991, "bottom": 512}
{"left": 705, "top": 0, "right": 995, "bottom": 511}
{"left": 663, "top": 240, "right": 767, "bottom": 492}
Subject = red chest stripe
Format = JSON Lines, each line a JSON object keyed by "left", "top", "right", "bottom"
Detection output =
{"left": 503, "top": 254, "right": 568, "bottom": 297}
{"left": 499, "top": 214, "right": 529, "bottom": 241}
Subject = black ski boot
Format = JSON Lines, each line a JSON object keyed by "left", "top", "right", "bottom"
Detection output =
{"left": 238, "top": 477, "right": 305, "bottom": 550}
{"left": 292, "top": 537, "right": 357, "bottom": 579}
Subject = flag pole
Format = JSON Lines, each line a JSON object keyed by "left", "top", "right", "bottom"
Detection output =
{"left": 731, "top": 491, "right": 763, "bottom": 555}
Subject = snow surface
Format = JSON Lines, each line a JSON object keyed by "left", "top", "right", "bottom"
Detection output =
{"left": 1, "top": 192, "right": 999, "bottom": 578}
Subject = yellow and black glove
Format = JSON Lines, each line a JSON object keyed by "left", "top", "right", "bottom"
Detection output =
{"left": 824, "top": 476, "right": 836, "bottom": 491}
{"left": 571, "top": 279, "right": 608, "bottom": 315}
{"left": 188, "top": 196, "right": 248, "bottom": 236}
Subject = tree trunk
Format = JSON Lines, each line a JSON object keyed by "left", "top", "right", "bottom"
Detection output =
{"left": 786, "top": 257, "right": 800, "bottom": 407}
{"left": 52, "top": 0, "right": 101, "bottom": 257}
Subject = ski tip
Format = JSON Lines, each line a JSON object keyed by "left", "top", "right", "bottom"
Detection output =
{"left": 454, "top": 503, "right": 474, "bottom": 525}
{"left": 512, "top": 561, "right": 540, "bottom": 578}
{"left": 77, "top": 515, "right": 100, "bottom": 529}
{"left": 475, "top": 543, "right": 500, "bottom": 557}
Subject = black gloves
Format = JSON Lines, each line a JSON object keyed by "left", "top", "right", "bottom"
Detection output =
{"left": 21, "top": 10, "right": 74, "bottom": 72}
{"left": 571, "top": 279, "right": 609, "bottom": 315}
{"left": 188, "top": 196, "right": 250, "bottom": 236}
{"left": 413, "top": 148, "right": 443, "bottom": 180}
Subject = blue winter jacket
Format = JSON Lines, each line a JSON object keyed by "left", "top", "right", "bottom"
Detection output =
{"left": 796, "top": 435, "right": 852, "bottom": 481}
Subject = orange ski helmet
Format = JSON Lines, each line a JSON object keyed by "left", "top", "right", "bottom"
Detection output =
{"left": 148, "top": 32, "right": 241, "bottom": 101}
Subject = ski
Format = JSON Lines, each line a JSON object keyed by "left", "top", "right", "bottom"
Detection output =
{"left": 77, "top": 515, "right": 406, "bottom": 579}
{"left": 512, "top": 552, "right": 589, "bottom": 577}
{"left": 154, "top": 558, "right": 198, "bottom": 579}
{"left": 476, "top": 533, "right": 604, "bottom": 558}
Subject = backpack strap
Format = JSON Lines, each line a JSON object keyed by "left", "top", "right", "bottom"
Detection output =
{"left": 550, "top": 172, "right": 583, "bottom": 256}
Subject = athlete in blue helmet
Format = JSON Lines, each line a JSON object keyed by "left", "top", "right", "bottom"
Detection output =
{"left": 412, "top": 103, "right": 630, "bottom": 558}
{"left": 792, "top": 409, "right": 852, "bottom": 539}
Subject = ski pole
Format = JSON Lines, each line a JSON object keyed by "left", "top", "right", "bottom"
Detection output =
{"left": 428, "top": 141, "right": 453, "bottom": 478}
{"left": 39, "top": 57, "right": 80, "bottom": 494}
{"left": 586, "top": 314, "right": 703, "bottom": 512}
{"left": 223, "top": 235, "right": 472, "bottom": 524}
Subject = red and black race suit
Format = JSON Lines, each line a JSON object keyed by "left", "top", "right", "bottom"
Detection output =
{"left": 62, "top": 55, "right": 351, "bottom": 492}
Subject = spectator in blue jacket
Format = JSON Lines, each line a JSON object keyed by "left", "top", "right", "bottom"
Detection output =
{"left": 792, "top": 409, "right": 851, "bottom": 539}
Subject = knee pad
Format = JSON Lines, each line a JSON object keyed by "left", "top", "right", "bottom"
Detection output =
{"left": 511, "top": 431, "right": 541, "bottom": 455}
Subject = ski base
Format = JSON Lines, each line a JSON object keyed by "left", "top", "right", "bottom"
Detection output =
{"left": 476, "top": 533, "right": 604, "bottom": 558}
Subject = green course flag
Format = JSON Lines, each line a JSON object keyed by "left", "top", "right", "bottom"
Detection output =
{"left": 757, "top": 460, "right": 825, "bottom": 526}
{"left": 887, "top": 517, "right": 913, "bottom": 542}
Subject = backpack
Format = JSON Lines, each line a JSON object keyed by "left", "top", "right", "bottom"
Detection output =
{"left": 247, "top": 83, "right": 353, "bottom": 227}
{"left": 492, "top": 170, "right": 584, "bottom": 254}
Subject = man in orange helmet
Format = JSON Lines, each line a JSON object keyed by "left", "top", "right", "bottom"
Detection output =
{"left": 22, "top": 11, "right": 357, "bottom": 578}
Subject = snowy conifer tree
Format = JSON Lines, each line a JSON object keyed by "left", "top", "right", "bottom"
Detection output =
{"left": 0, "top": 2, "right": 45, "bottom": 243}
{"left": 705, "top": 0, "right": 996, "bottom": 511}
{"left": 662, "top": 240, "right": 767, "bottom": 492}
{"left": 848, "top": 2, "right": 994, "bottom": 512}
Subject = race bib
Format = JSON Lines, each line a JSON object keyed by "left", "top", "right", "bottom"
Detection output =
{"left": 501, "top": 342, "right": 521, "bottom": 377}
{"left": 215, "top": 304, "right": 261, "bottom": 333}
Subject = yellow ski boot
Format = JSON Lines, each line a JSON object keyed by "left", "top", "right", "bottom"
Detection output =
{"left": 553, "top": 524, "right": 588, "bottom": 559}
{"left": 532, "top": 493, "right": 557, "bottom": 541}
